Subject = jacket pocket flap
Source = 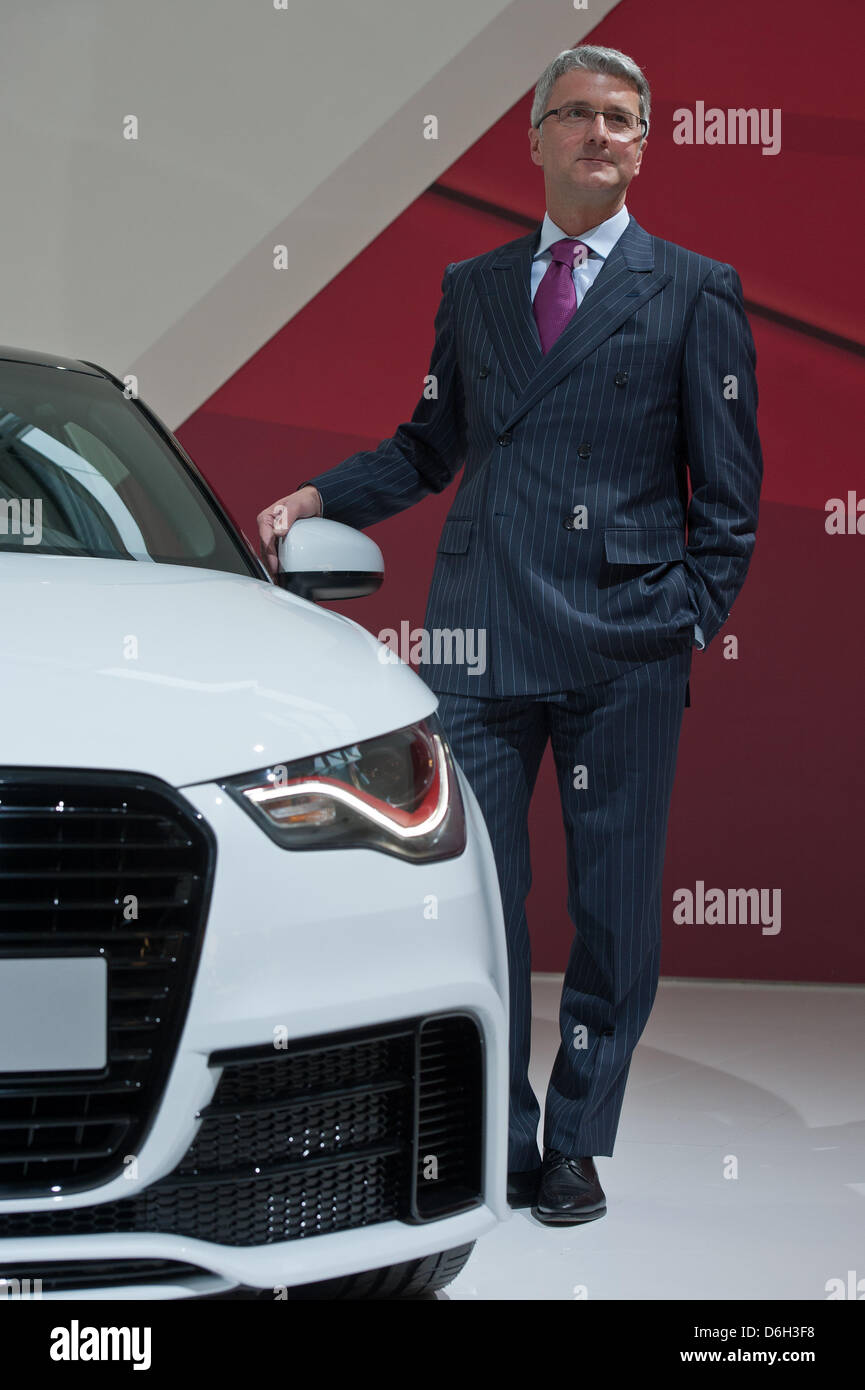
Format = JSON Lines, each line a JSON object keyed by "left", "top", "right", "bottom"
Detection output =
{"left": 437, "top": 517, "right": 473, "bottom": 554}
{"left": 604, "top": 527, "right": 685, "bottom": 563}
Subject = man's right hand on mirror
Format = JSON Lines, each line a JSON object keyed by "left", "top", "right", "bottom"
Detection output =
{"left": 256, "top": 486, "right": 323, "bottom": 578}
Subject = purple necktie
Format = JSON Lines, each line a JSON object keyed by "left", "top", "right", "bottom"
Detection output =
{"left": 532, "top": 237, "right": 589, "bottom": 354}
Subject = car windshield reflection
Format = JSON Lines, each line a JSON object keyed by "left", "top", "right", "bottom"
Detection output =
{"left": 0, "top": 359, "right": 254, "bottom": 577}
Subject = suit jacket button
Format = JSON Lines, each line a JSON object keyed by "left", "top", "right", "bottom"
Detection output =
{"left": 562, "top": 514, "right": 574, "bottom": 530}
{"left": 614, "top": 371, "right": 629, "bottom": 386}
{"left": 578, "top": 443, "right": 592, "bottom": 458}
{"left": 478, "top": 366, "right": 490, "bottom": 378}
{"left": 601, "top": 1028, "right": 615, "bottom": 1037}
{"left": 497, "top": 432, "right": 512, "bottom": 445}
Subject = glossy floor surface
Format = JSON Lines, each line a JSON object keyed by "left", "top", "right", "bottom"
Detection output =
{"left": 446, "top": 977, "right": 864, "bottom": 1301}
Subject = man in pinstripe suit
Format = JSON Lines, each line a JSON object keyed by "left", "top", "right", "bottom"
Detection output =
{"left": 258, "top": 45, "right": 763, "bottom": 1225}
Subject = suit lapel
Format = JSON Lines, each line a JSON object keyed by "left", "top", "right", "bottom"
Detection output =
{"left": 471, "top": 230, "right": 542, "bottom": 400}
{"left": 472, "top": 215, "right": 672, "bottom": 429}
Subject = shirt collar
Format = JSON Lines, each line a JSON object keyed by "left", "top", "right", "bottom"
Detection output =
{"left": 534, "top": 204, "right": 630, "bottom": 262}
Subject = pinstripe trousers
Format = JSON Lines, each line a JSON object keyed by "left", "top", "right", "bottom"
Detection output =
{"left": 436, "top": 644, "right": 692, "bottom": 1171}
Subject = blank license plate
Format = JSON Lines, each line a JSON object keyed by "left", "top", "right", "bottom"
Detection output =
{"left": 0, "top": 957, "right": 108, "bottom": 1072}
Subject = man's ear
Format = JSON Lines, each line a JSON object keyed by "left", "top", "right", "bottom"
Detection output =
{"left": 528, "top": 125, "right": 544, "bottom": 167}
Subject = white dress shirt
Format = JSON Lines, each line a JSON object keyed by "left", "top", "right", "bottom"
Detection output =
{"left": 530, "top": 204, "right": 631, "bottom": 305}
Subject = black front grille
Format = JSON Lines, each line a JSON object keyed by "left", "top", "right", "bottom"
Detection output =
{"left": 0, "top": 769, "right": 215, "bottom": 1195}
{"left": 0, "top": 1014, "right": 484, "bottom": 1245}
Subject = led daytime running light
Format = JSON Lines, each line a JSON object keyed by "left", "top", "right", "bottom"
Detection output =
{"left": 243, "top": 732, "right": 450, "bottom": 841}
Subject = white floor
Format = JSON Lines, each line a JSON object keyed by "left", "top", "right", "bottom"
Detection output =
{"left": 444, "top": 977, "right": 865, "bottom": 1301}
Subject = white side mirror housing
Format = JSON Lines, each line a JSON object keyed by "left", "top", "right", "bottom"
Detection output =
{"left": 277, "top": 517, "right": 384, "bottom": 601}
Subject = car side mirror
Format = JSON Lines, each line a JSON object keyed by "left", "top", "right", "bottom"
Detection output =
{"left": 276, "top": 517, "right": 384, "bottom": 601}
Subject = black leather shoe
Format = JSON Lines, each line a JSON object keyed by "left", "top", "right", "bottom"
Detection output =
{"left": 531, "top": 1150, "right": 607, "bottom": 1225}
{"left": 507, "top": 1166, "right": 542, "bottom": 1208}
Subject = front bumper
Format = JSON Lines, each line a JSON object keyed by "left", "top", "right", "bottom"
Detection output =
{"left": 0, "top": 766, "right": 510, "bottom": 1297}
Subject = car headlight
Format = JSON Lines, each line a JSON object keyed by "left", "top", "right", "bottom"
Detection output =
{"left": 220, "top": 713, "right": 466, "bottom": 861}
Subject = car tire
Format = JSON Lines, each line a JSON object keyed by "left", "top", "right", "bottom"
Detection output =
{"left": 270, "top": 1242, "right": 476, "bottom": 1300}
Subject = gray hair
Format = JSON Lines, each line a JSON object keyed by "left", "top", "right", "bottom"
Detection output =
{"left": 530, "top": 44, "right": 650, "bottom": 141}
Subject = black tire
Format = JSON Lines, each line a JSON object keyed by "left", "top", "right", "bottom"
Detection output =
{"left": 273, "top": 1241, "right": 476, "bottom": 1300}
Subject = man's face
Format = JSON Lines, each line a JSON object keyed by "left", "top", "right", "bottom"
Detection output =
{"left": 528, "top": 69, "right": 646, "bottom": 205}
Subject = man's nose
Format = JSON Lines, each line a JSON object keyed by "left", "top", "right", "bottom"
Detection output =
{"left": 586, "top": 113, "right": 610, "bottom": 140}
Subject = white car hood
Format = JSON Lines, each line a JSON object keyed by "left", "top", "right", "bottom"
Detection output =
{"left": 0, "top": 555, "right": 435, "bottom": 786}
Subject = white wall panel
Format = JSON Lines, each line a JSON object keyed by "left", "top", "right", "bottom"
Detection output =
{"left": 0, "top": 0, "right": 620, "bottom": 425}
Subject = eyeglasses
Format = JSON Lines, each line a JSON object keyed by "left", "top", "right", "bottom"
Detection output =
{"left": 536, "top": 104, "right": 648, "bottom": 141}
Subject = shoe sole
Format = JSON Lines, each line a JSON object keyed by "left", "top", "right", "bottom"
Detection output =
{"left": 530, "top": 1203, "right": 607, "bottom": 1226}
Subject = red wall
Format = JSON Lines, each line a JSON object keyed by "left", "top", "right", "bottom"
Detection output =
{"left": 178, "top": 0, "right": 865, "bottom": 983}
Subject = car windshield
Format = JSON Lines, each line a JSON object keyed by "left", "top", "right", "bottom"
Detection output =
{"left": 0, "top": 358, "right": 255, "bottom": 576}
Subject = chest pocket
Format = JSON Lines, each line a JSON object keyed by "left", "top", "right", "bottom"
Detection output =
{"left": 437, "top": 517, "right": 473, "bottom": 554}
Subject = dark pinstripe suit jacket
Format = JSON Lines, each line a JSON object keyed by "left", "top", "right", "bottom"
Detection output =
{"left": 303, "top": 213, "right": 763, "bottom": 697}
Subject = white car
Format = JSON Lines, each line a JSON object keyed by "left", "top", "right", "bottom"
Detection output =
{"left": 0, "top": 346, "right": 509, "bottom": 1301}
